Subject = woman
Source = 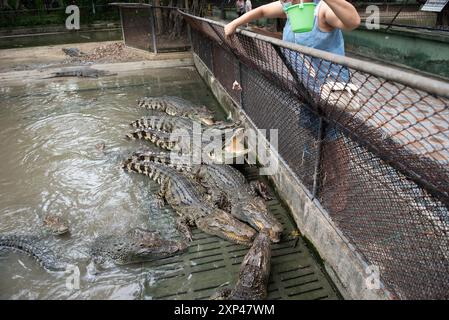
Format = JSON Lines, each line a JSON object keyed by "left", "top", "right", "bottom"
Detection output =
{"left": 225, "top": 0, "right": 359, "bottom": 85}
{"left": 225, "top": 0, "right": 360, "bottom": 44}
{"left": 224, "top": 0, "right": 361, "bottom": 213}
{"left": 236, "top": 0, "right": 246, "bottom": 17}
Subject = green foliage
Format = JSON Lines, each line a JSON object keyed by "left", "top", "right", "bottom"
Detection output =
{"left": 35, "top": 0, "right": 45, "bottom": 11}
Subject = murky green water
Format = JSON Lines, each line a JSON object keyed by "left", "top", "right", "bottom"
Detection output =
{"left": 0, "top": 66, "right": 227, "bottom": 299}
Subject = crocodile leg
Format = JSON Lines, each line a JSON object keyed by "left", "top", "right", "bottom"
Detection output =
{"left": 154, "top": 177, "right": 170, "bottom": 208}
{"left": 249, "top": 180, "right": 273, "bottom": 201}
{"left": 176, "top": 217, "right": 193, "bottom": 242}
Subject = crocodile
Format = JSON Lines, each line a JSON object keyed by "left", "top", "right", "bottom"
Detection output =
{"left": 62, "top": 48, "right": 85, "bottom": 57}
{"left": 90, "top": 227, "right": 186, "bottom": 268}
{"left": 44, "top": 67, "right": 117, "bottom": 79}
{"left": 122, "top": 160, "right": 257, "bottom": 246}
{"left": 129, "top": 115, "right": 241, "bottom": 133}
{"left": 43, "top": 214, "right": 70, "bottom": 235}
{"left": 127, "top": 151, "right": 283, "bottom": 243}
{"left": 0, "top": 234, "right": 67, "bottom": 271}
{"left": 126, "top": 126, "right": 248, "bottom": 163}
{"left": 212, "top": 231, "right": 272, "bottom": 300}
{"left": 137, "top": 96, "right": 215, "bottom": 125}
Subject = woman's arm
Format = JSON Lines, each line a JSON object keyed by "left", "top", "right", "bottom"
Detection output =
{"left": 322, "top": 0, "right": 360, "bottom": 31}
{"left": 224, "top": 1, "right": 286, "bottom": 37}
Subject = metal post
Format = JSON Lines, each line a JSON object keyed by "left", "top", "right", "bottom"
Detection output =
{"left": 238, "top": 60, "right": 244, "bottom": 109}
{"left": 274, "top": 44, "right": 324, "bottom": 198}
{"left": 187, "top": 24, "right": 192, "bottom": 50}
{"left": 312, "top": 117, "right": 325, "bottom": 199}
{"left": 149, "top": 6, "right": 158, "bottom": 54}
{"left": 273, "top": 45, "right": 316, "bottom": 108}
{"left": 119, "top": 7, "right": 126, "bottom": 44}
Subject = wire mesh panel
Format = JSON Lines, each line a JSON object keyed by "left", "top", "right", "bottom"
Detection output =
{"left": 241, "top": 64, "right": 320, "bottom": 191}
{"left": 120, "top": 6, "right": 154, "bottom": 51}
{"left": 152, "top": 7, "right": 190, "bottom": 52}
{"left": 115, "top": 5, "right": 190, "bottom": 53}
{"left": 212, "top": 44, "right": 241, "bottom": 103}
{"left": 192, "top": 30, "right": 213, "bottom": 71}
{"left": 355, "top": 2, "right": 448, "bottom": 31}
{"left": 319, "top": 124, "right": 449, "bottom": 299}
{"left": 183, "top": 11, "right": 449, "bottom": 299}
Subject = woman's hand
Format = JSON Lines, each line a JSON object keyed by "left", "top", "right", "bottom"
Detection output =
{"left": 224, "top": 21, "right": 238, "bottom": 39}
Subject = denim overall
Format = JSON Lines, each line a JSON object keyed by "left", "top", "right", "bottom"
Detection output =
{"left": 281, "top": 0, "right": 346, "bottom": 143}
{"left": 282, "top": 0, "right": 350, "bottom": 85}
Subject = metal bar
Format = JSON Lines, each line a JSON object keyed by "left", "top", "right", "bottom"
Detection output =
{"left": 272, "top": 44, "right": 316, "bottom": 108}
{"left": 329, "top": 117, "right": 449, "bottom": 207}
{"left": 312, "top": 117, "right": 324, "bottom": 199}
{"left": 385, "top": 0, "right": 409, "bottom": 31}
{"left": 238, "top": 60, "right": 243, "bottom": 108}
{"left": 149, "top": 6, "right": 157, "bottom": 54}
{"left": 187, "top": 23, "right": 192, "bottom": 50}
{"left": 119, "top": 7, "right": 126, "bottom": 44}
{"left": 179, "top": 10, "right": 449, "bottom": 98}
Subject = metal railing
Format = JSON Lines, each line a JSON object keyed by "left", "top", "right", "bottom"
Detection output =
{"left": 181, "top": 10, "right": 449, "bottom": 299}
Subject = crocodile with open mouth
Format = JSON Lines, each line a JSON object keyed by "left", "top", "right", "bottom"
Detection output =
{"left": 122, "top": 159, "right": 257, "bottom": 246}
{"left": 212, "top": 231, "right": 272, "bottom": 300}
{"left": 90, "top": 227, "right": 186, "bottom": 268}
{"left": 42, "top": 214, "right": 70, "bottom": 235}
{"left": 137, "top": 96, "right": 215, "bottom": 125}
{"left": 127, "top": 150, "right": 283, "bottom": 243}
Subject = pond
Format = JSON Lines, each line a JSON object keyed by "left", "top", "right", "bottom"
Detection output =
{"left": 0, "top": 65, "right": 338, "bottom": 300}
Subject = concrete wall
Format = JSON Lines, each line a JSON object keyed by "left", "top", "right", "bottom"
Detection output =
{"left": 193, "top": 52, "right": 395, "bottom": 300}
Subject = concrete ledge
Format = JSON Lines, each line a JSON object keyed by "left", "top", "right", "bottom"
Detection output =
{"left": 193, "top": 52, "right": 395, "bottom": 300}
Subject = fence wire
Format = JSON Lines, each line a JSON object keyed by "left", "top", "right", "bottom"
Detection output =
{"left": 181, "top": 11, "right": 449, "bottom": 299}
{"left": 114, "top": 4, "right": 189, "bottom": 53}
{"left": 355, "top": 2, "right": 449, "bottom": 31}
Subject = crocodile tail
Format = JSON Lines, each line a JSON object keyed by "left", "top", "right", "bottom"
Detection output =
{"left": 130, "top": 118, "right": 147, "bottom": 128}
{"left": 125, "top": 129, "right": 157, "bottom": 143}
{"left": 138, "top": 98, "right": 167, "bottom": 112}
{"left": 123, "top": 159, "right": 164, "bottom": 183}
{"left": 125, "top": 130, "right": 145, "bottom": 140}
{"left": 0, "top": 235, "right": 67, "bottom": 271}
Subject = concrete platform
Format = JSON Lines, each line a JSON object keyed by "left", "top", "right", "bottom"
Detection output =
{"left": 145, "top": 165, "right": 340, "bottom": 300}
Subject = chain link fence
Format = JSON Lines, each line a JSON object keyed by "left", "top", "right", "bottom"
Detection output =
{"left": 182, "top": 11, "right": 449, "bottom": 299}
{"left": 354, "top": 1, "right": 449, "bottom": 31}
{"left": 112, "top": 3, "right": 190, "bottom": 53}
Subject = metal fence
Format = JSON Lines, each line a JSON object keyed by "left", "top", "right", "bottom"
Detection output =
{"left": 0, "top": 4, "right": 119, "bottom": 28}
{"left": 182, "top": 11, "right": 449, "bottom": 299}
{"left": 355, "top": 2, "right": 449, "bottom": 31}
{"left": 112, "top": 3, "right": 190, "bottom": 53}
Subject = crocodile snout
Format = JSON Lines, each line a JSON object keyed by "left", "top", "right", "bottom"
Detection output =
{"left": 197, "top": 210, "right": 256, "bottom": 246}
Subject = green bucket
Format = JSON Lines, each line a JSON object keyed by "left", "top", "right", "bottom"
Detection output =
{"left": 285, "top": 2, "right": 316, "bottom": 33}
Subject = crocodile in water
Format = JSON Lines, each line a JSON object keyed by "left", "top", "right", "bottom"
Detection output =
{"left": 122, "top": 160, "right": 256, "bottom": 246}
{"left": 137, "top": 96, "right": 215, "bottom": 125}
{"left": 128, "top": 151, "right": 283, "bottom": 243}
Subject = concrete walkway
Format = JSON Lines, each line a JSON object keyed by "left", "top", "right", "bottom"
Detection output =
{"left": 0, "top": 41, "right": 193, "bottom": 86}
